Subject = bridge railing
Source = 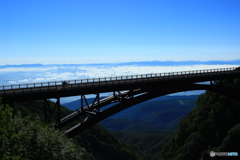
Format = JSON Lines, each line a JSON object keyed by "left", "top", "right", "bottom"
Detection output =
{"left": 0, "top": 67, "right": 239, "bottom": 94}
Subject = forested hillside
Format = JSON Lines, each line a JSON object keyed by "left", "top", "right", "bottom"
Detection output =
{"left": 0, "top": 98, "right": 141, "bottom": 160}
{"left": 0, "top": 98, "right": 85, "bottom": 160}
{"left": 100, "top": 97, "right": 197, "bottom": 159}
{"left": 161, "top": 79, "right": 240, "bottom": 159}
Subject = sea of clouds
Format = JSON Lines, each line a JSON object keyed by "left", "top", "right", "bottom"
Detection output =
{"left": 0, "top": 61, "right": 239, "bottom": 85}
{"left": 0, "top": 60, "right": 239, "bottom": 103}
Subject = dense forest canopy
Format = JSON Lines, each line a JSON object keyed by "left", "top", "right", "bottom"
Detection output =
{"left": 0, "top": 98, "right": 85, "bottom": 160}
{"left": 0, "top": 98, "right": 141, "bottom": 160}
{"left": 161, "top": 79, "right": 240, "bottom": 159}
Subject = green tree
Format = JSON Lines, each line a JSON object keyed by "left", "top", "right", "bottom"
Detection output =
{"left": 217, "top": 123, "right": 240, "bottom": 152}
{"left": 0, "top": 98, "right": 85, "bottom": 160}
{"left": 161, "top": 79, "right": 240, "bottom": 159}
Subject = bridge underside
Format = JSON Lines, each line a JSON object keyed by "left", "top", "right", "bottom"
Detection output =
{"left": 1, "top": 68, "right": 240, "bottom": 138}
{"left": 59, "top": 80, "right": 240, "bottom": 138}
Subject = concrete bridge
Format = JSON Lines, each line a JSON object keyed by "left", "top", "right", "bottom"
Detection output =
{"left": 1, "top": 67, "right": 240, "bottom": 138}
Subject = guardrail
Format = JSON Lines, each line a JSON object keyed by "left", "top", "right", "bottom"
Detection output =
{"left": 0, "top": 67, "right": 239, "bottom": 95}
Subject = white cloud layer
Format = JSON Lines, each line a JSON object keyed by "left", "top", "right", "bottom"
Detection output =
{"left": 0, "top": 64, "right": 238, "bottom": 86}
{"left": 76, "top": 65, "right": 239, "bottom": 78}
{"left": 1, "top": 63, "right": 239, "bottom": 103}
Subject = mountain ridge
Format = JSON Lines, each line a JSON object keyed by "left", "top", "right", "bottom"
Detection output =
{"left": 1, "top": 59, "right": 240, "bottom": 67}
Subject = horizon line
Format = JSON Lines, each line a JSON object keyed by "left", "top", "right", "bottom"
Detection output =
{"left": 1, "top": 59, "right": 240, "bottom": 66}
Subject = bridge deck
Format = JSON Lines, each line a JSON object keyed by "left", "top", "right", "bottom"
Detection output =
{"left": 0, "top": 67, "right": 240, "bottom": 103}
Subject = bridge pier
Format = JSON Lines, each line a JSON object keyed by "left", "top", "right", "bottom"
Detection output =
{"left": 44, "top": 98, "right": 61, "bottom": 128}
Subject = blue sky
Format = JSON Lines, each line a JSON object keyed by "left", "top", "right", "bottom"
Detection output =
{"left": 1, "top": 0, "right": 240, "bottom": 65}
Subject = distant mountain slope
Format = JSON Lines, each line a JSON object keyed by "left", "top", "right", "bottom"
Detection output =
{"left": 118, "top": 59, "right": 240, "bottom": 66}
{"left": 100, "top": 97, "right": 197, "bottom": 132}
{"left": 62, "top": 95, "right": 198, "bottom": 111}
{"left": 62, "top": 96, "right": 107, "bottom": 111}
{"left": 1, "top": 59, "right": 240, "bottom": 67}
{"left": 107, "top": 96, "right": 197, "bottom": 121}
{"left": 62, "top": 95, "right": 198, "bottom": 132}
{"left": 100, "top": 119, "right": 165, "bottom": 132}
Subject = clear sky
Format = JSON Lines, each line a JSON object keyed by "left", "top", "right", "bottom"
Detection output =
{"left": 1, "top": 0, "right": 240, "bottom": 64}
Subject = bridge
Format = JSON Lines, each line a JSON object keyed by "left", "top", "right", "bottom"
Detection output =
{"left": 0, "top": 67, "right": 240, "bottom": 138}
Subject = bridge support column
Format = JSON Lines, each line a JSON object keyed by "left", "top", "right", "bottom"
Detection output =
{"left": 44, "top": 98, "right": 61, "bottom": 129}
{"left": 97, "top": 93, "right": 100, "bottom": 112}
{"left": 56, "top": 97, "right": 60, "bottom": 128}
{"left": 80, "top": 95, "right": 85, "bottom": 112}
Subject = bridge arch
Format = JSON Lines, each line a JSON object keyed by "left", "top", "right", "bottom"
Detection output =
{"left": 1, "top": 67, "right": 239, "bottom": 137}
{"left": 63, "top": 82, "right": 240, "bottom": 138}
